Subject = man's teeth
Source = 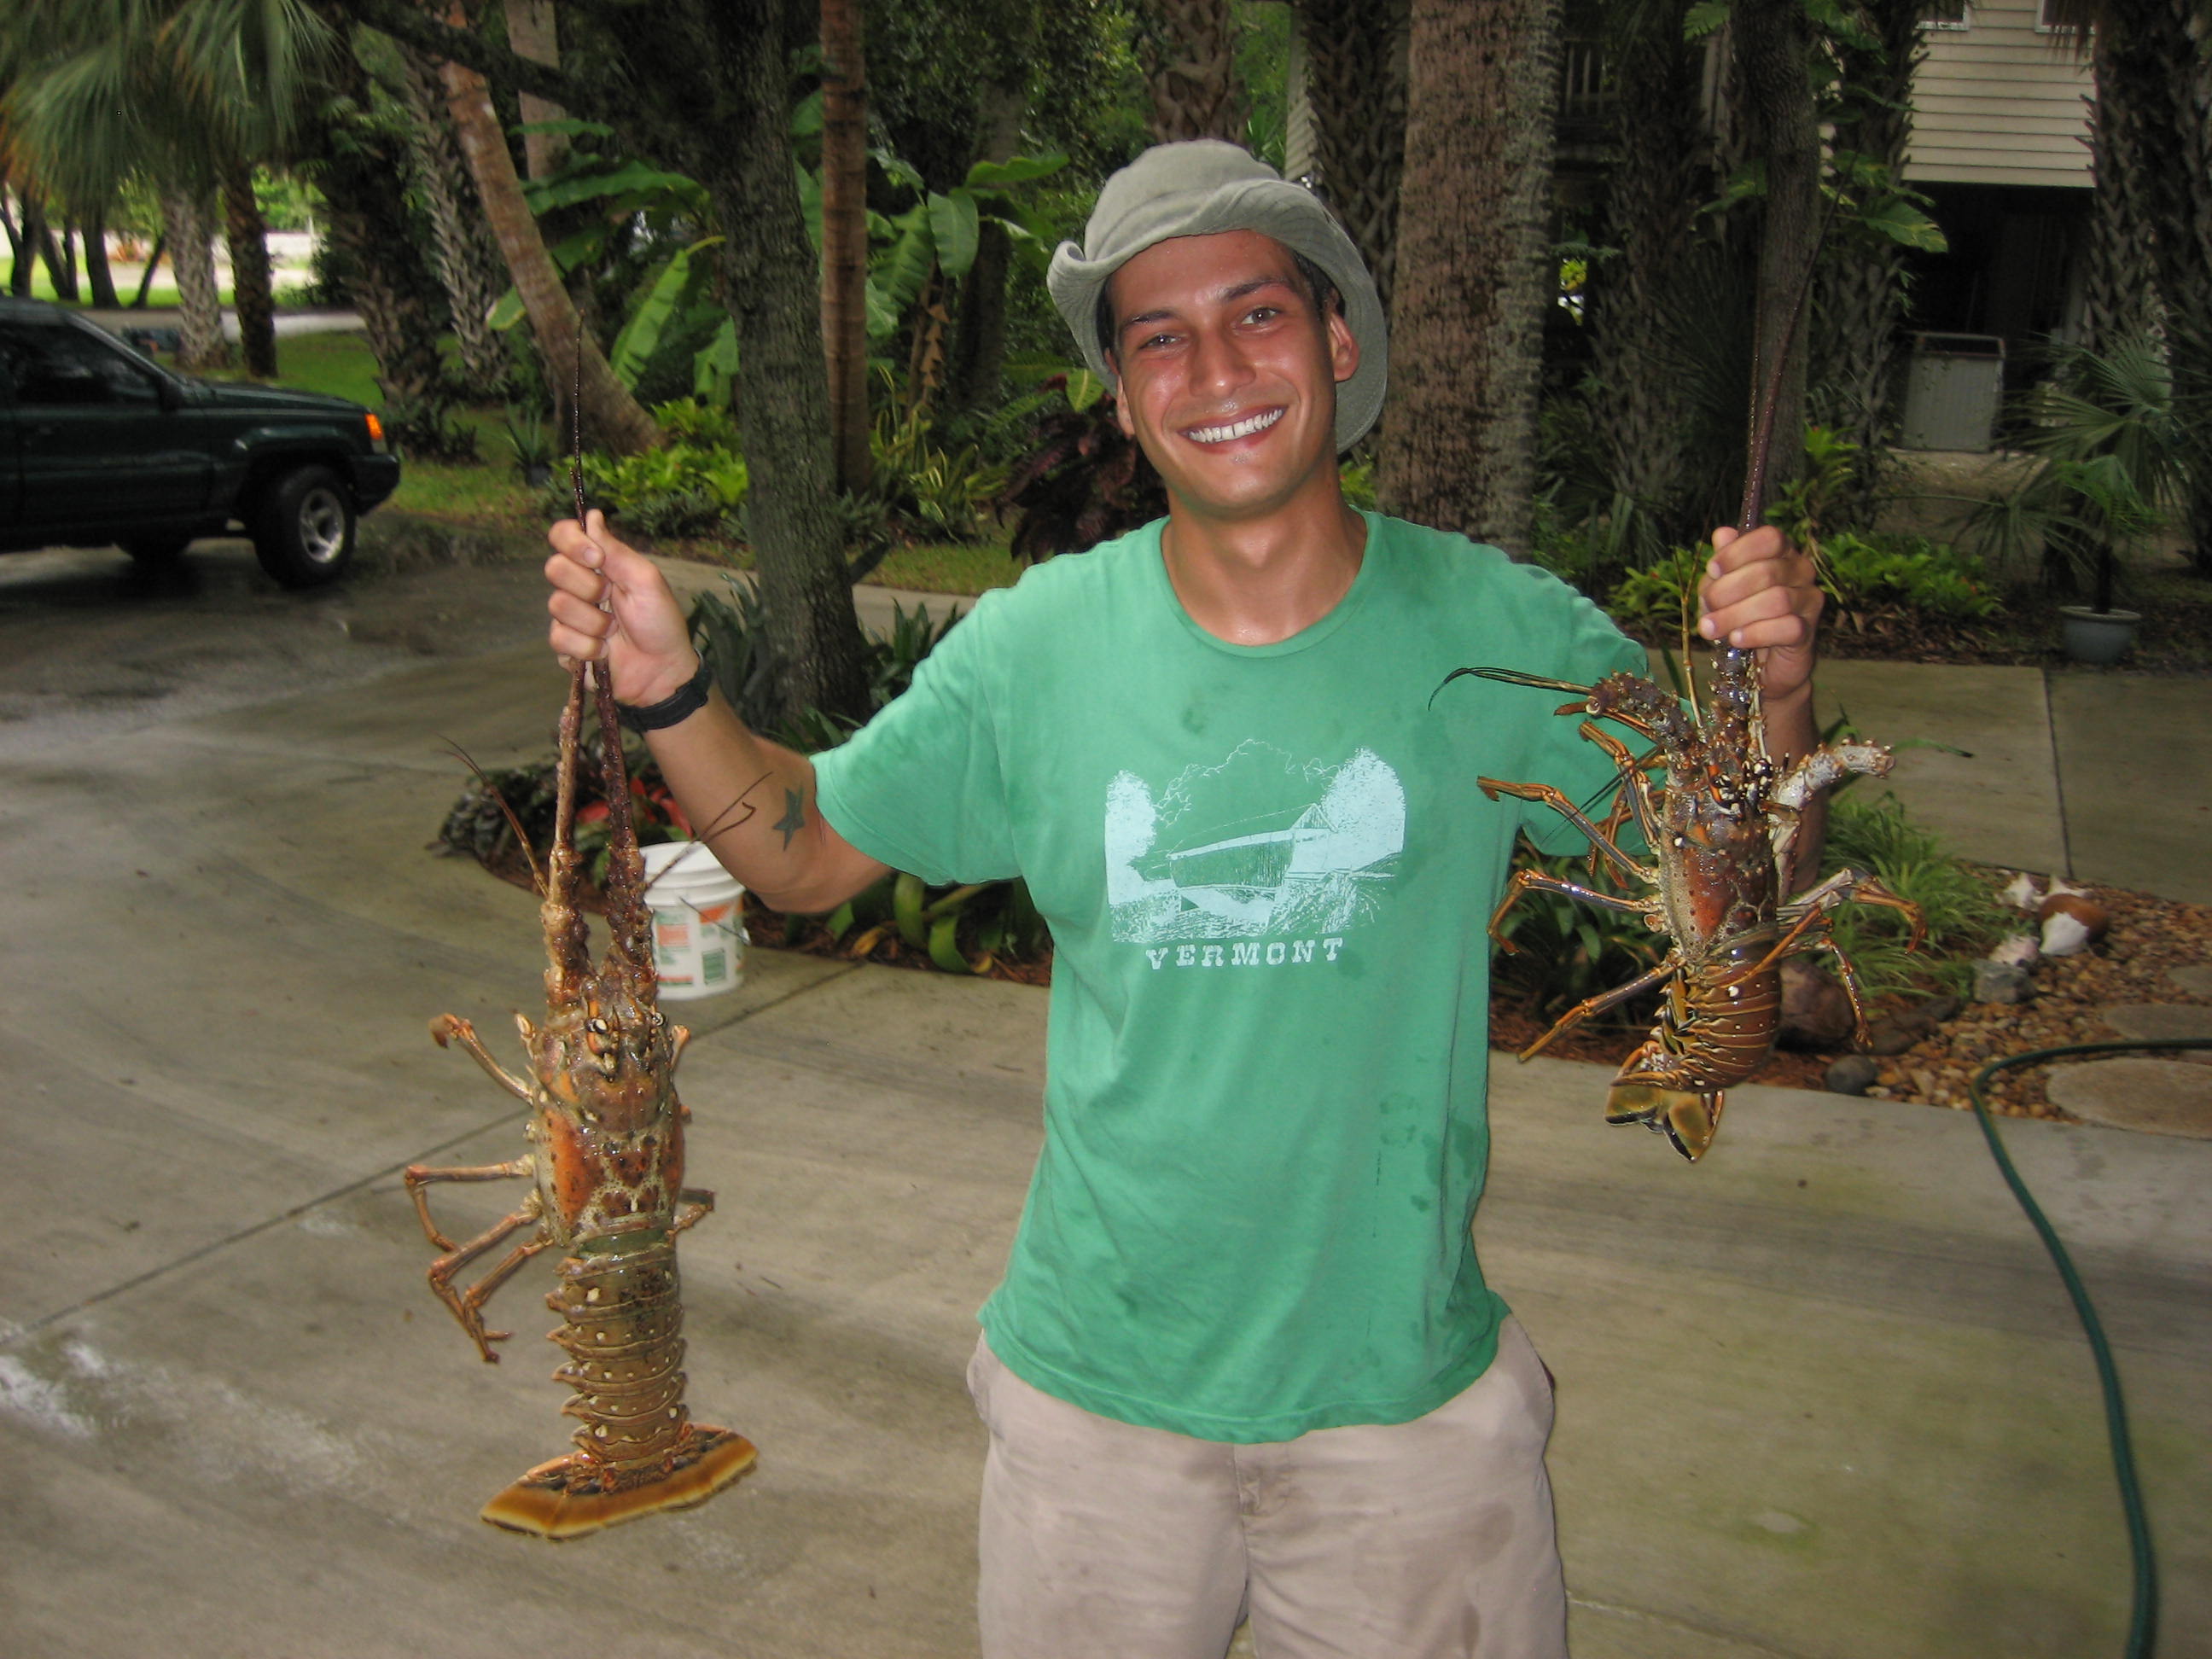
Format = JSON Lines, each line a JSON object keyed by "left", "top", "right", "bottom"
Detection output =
{"left": 1187, "top": 409, "right": 1284, "bottom": 444}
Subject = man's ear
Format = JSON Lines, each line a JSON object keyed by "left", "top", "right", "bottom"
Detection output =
{"left": 1107, "top": 358, "right": 1135, "bottom": 438}
{"left": 1326, "top": 309, "right": 1359, "bottom": 387}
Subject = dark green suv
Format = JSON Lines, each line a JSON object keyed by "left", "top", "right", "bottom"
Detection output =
{"left": 0, "top": 298, "right": 401, "bottom": 587}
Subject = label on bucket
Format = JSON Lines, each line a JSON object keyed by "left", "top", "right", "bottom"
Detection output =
{"left": 641, "top": 842, "right": 747, "bottom": 999}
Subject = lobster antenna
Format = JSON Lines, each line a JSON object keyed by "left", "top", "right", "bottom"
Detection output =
{"left": 637, "top": 772, "right": 773, "bottom": 905}
{"left": 443, "top": 740, "right": 547, "bottom": 898}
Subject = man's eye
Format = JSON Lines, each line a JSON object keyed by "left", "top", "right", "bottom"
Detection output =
{"left": 1245, "top": 306, "right": 1281, "bottom": 324}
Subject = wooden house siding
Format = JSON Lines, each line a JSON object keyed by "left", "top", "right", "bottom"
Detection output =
{"left": 1906, "top": 1, "right": 2094, "bottom": 188}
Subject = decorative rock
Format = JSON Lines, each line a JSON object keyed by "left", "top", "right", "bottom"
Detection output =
{"left": 1920, "top": 994, "right": 1963, "bottom": 1024}
{"left": 2044, "top": 1059, "right": 2212, "bottom": 1139}
{"left": 2098, "top": 1003, "right": 2212, "bottom": 1065}
{"left": 1866, "top": 1011, "right": 1932, "bottom": 1056}
{"left": 1972, "top": 961, "right": 2034, "bottom": 1005}
{"left": 1825, "top": 1055, "right": 1880, "bottom": 1096}
{"left": 1989, "top": 934, "right": 2039, "bottom": 968}
{"left": 1778, "top": 958, "right": 1856, "bottom": 1050}
{"left": 2168, "top": 963, "right": 2212, "bottom": 998}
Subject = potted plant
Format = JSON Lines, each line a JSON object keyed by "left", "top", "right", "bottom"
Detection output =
{"left": 2047, "top": 454, "right": 2152, "bottom": 664}
{"left": 1969, "top": 335, "right": 2180, "bottom": 665}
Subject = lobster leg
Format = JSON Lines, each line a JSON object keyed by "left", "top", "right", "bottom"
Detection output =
{"left": 423, "top": 1204, "right": 554, "bottom": 1362}
{"left": 1778, "top": 866, "right": 1928, "bottom": 952}
{"left": 1816, "top": 930, "right": 1877, "bottom": 1050}
{"left": 1488, "top": 867, "right": 1660, "bottom": 955}
{"left": 405, "top": 1155, "right": 534, "bottom": 1251}
{"left": 1518, "top": 951, "right": 1685, "bottom": 1061}
{"left": 1477, "top": 777, "right": 1659, "bottom": 887}
{"left": 429, "top": 1014, "right": 533, "bottom": 1103}
{"left": 672, "top": 1188, "right": 716, "bottom": 1235}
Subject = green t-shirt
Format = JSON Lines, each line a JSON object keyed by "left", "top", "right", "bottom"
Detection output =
{"left": 813, "top": 511, "right": 1643, "bottom": 1441}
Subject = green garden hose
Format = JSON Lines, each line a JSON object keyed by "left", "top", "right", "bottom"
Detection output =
{"left": 1965, "top": 1036, "right": 2212, "bottom": 1659}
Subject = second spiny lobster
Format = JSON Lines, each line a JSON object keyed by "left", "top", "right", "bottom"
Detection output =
{"left": 1443, "top": 640, "right": 1924, "bottom": 1162}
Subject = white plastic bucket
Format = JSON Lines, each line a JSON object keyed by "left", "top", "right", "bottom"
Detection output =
{"left": 640, "top": 840, "right": 748, "bottom": 999}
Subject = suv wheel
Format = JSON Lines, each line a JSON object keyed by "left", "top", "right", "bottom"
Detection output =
{"left": 122, "top": 533, "right": 194, "bottom": 567}
{"left": 253, "top": 464, "right": 356, "bottom": 588}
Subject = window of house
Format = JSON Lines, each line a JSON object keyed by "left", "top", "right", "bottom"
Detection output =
{"left": 1921, "top": 0, "right": 1970, "bottom": 29}
{"left": 2035, "top": 0, "right": 2083, "bottom": 32}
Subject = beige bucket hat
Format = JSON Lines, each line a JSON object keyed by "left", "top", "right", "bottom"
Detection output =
{"left": 1047, "top": 140, "right": 1388, "bottom": 452}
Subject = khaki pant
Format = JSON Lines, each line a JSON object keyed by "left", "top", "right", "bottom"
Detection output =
{"left": 968, "top": 1319, "right": 1569, "bottom": 1659}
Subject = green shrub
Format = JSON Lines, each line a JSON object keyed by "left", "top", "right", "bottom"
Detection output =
{"left": 552, "top": 441, "right": 749, "bottom": 537}
{"left": 1490, "top": 848, "right": 1669, "bottom": 1027}
{"left": 1819, "top": 531, "right": 2000, "bottom": 625}
{"left": 1605, "top": 544, "right": 1709, "bottom": 633}
{"left": 871, "top": 406, "right": 1006, "bottom": 544}
{"left": 1820, "top": 793, "right": 2011, "bottom": 998}
{"left": 651, "top": 397, "right": 740, "bottom": 449}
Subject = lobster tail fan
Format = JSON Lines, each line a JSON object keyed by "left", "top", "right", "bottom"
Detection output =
{"left": 587, "top": 663, "right": 659, "bottom": 996}
{"left": 542, "top": 668, "right": 595, "bottom": 1001}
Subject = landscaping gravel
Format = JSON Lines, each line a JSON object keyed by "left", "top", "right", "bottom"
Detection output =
{"left": 1860, "top": 877, "right": 2212, "bottom": 1120}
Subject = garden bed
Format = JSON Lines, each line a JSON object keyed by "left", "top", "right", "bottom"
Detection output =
{"left": 467, "top": 835, "right": 2209, "bottom": 1126}
{"left": 1490, "top": 875, "right": 2212, "bottom": 1122}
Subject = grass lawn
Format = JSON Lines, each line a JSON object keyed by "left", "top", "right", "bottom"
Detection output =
{"left": 870, "top": 539, "right": 1025, "bottom": 596}
{"left": 246, "top": 329, "right": 1027, "bottom": 595}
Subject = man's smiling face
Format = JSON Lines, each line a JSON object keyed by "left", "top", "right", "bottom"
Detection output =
{"left": 1104, "top": 229, "right": 1359, "bottom": 527}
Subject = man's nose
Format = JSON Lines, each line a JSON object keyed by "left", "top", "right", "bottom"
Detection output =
{"left": 1186, "top": 320, "right": 1254, "bottom": 399}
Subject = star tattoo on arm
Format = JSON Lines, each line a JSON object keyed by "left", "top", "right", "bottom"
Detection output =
{"left": 774, "top": 787, "right": 806, "bottom": 850}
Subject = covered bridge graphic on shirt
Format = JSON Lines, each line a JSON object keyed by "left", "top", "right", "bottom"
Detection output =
{"left": 1105, "top": 742, "right": 1406, "bottom": 943}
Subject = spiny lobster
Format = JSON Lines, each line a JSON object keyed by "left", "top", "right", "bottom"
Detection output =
{"left": 1445, "top": 642, "right": 1922, "bottom": 1161}
{"left": 402, "top": 375, "right": 754, "bottom": 1538}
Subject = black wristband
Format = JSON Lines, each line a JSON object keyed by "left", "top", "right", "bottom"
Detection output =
{"left": 615, "top": 658, "right": 714, "bottom": 734}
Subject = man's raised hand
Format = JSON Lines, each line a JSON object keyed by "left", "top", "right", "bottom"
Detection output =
{"left": 544, "top": 509, "right": 700, "bottom": 706}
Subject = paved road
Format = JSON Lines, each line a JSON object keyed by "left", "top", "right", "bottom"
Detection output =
{"left": 2, "top": 533, "right": 2206, "bottom": 1658}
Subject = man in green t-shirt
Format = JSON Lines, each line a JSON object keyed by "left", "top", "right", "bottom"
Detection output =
{"left": 547, "top": 142, "right": 1825, "bottom": 1658}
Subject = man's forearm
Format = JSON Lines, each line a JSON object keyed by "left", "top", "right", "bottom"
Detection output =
{"left": 643, "top": 690, "right": 883, "bottom": 913}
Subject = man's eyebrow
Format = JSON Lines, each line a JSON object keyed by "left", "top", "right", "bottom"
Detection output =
{"left": 1116, "top": 276, "right": 1295, "bottom": 341}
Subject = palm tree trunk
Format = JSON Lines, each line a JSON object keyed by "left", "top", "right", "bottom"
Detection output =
{"left": 1732, "top": 0, "right": 1823, "bottom": 517}
{"left": 83, "top": 206, "right": 120, "bottom": 308}
{"left": 2077, "top": 61, "right": 2160, "bottom": 358}
{"left": 946, "top": 72, "right": 1027, "bottom": 420}
{"left": 704, "top": 3, "right": 874, "bottom": 725}
{"left": 162, "top": 184, "right": 230, "bottom": 371}
{"left": 1811, "top": 0, "right": 1924, "bottom": 532}
{"left": 316, "top": 152, "right": 449, "bottom": 410}
{"left": 1586, "top": 0, "right": 1709, "bottom": 549}
{"left": 1378, "top": 0, "right": 1559, "bottom": 553}
{"left": 306, "top": 38, "right": 453, "bottom": 413}
{"left": 2096, "top": 0, "right": 2212, "bottom": 571}
{"left": 438, "top": 33, "right": 660, "bottom": 456}
{"left": 397, "top": 44, "right": 511, "bottom": 391}
{"left": 9, "top": 192, "right": 39, "bottom": 295}
{"left": 821, "top": 0, "right": 871, "bottom": 494}
{"left": 131, "top": 235, "right": 167, "bottom": 308}
{"left": 221, "top": 155, "right": 281, "bottom": 378}
{"left": 1289, "top": 0, "right": 1409, "bottom": 312}
{"left": 46, "top": 221, "right": 79, "bottom": 301}
{"left": 503, "top": 0, "right": 570, "bottom": 181}
{"left": 1138, "top": 0, "right": 1246, "bottom": 143}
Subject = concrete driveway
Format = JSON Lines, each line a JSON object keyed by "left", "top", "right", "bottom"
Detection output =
{"left": 2, "top": 533, "right": 2206, "bottom": 1658}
